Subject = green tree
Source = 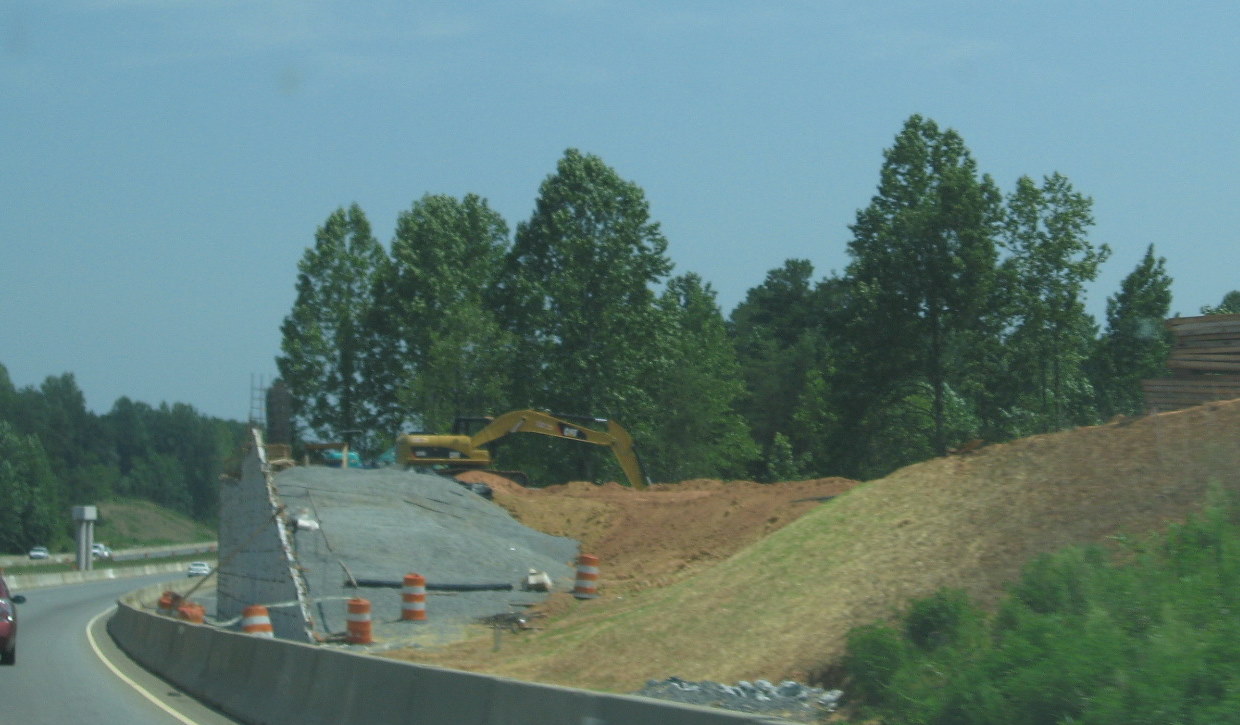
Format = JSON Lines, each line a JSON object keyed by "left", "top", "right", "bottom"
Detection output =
{"left": 107, "top": 397, "right": 153, "bottom": 476}
{"left": 120, "top": 453, "right": 189, "bottom": 514}
{"left": 1090, "top": 245, "right": 1173, "bottom": 417}
{"left": 729, "top": 259, "right": 829, "bottom": 461}
{"left": 489, "top": 149, "right": 672, "bottom": 483}
{"left": 1201, "top": 290, "right": 1240, "bottom": 315}
{"left": 156, "top": 402, "right": 236, "bottom": 520}
{"left": 277, "top": 204, "right": 386, "bottom": 445}
{"left": 363, "top": 194, "right": 512, "bottom": 435}
{"left": 997, "top": 173, "right": 1108, "bottom": 434}
{"left": 762, "top": 432, "right": 809, "bottom": 482}
{"left": 0, "top": 364, "right": 15, "bottom": 423}
{"left": 99, "top": 399, "right": 242, "bottom": 520}
{"left": 12, "top": 373, "right": 112, "bottom": 477}
{"left": 645, "top": 273, "right": 758, "bottom": 481}
{"left": 1, "top": 362, "right": 246, "bottom": 526}
{"left": 842, "top": 115, "right": 1003, "bottom": 464}
{"left": 0, "top": 421, "right": 63, "bottom": 552}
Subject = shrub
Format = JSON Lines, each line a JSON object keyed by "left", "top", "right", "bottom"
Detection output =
{"left": 903, "top": 588, "right": 975, "bottom": 652}
{"left": 1005, "top": 546, "right": 1099, "bottom": 616}
{"left": 843, "top": 623, "right": 908, "bottom": 703}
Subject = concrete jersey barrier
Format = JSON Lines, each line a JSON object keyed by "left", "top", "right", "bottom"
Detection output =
{"left": 108, "top": 595, "right": 797, "bottom": 725}
{"left": 5, "top": 561, "right": 200, "bottom": 591}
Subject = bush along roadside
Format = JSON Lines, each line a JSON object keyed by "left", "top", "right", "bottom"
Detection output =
{"left": 838, "top": 487, "right": 1240, "bottom": 724}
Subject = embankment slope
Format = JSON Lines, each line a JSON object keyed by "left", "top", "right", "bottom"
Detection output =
{"left": 393, "top": 400, "right": 1240, "bottom": 693}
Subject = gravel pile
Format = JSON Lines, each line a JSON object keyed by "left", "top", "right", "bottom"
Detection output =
{"left": 634, "top": 677, "right": 844, "bottom": 723}
{"left": 272, "top": 466, "right": 579, "bottom": 646}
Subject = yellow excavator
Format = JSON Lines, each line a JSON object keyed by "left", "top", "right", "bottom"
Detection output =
{"left": 395, "top": 409, "right": 650, "bottom": 489}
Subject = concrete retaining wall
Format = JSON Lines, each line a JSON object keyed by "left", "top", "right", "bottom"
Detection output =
{"left": 216, "top": 429, "right": 315, "bottom": 642}
{"left": 109, "top": 595, "right": 794, "bottom": 725}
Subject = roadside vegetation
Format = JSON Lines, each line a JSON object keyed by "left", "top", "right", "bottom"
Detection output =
{"left": 94, "top": 499, "right": 217, "bottom": 549}
{"left": 0, "top": 372, "right": 245, "bottom": 553}
{"left": 2, "top": 499, "right": 215, "bottom": 571}
{"left": 841, "top": 486, "right": 1240, "bottom": 724}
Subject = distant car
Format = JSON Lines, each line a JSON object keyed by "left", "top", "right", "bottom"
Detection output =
{"left": 27, "top": 546, "right": 49, "bottom": 560}
{"left": 91, "top": 543, "right": 112, "bottom": 559}
{"left": 0, "top": 573, "right": 27, "bottom": 665}
{"left": 186, "top": 562, "right": 211, "bottom": 577}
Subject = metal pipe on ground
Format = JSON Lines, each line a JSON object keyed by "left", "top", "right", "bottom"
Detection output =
{"left": 351, "top": 578, "right": 514, "bottom": 592}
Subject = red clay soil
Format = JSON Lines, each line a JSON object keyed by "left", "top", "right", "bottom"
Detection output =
{"left": 454, "top": 472, "right": 860, "bottom": 594}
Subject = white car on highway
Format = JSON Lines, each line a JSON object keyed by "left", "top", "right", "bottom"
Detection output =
{"left": 186, "top": 561, "right": 211, "bottom": 577}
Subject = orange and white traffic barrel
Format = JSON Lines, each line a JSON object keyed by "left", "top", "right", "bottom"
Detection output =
{"left": 346, "top": 598, "right": 372, "bottom": 644}
{"left": 573, "top": 554, "right": 600, "bottom": 599}
{"left": 242, "top": 605, "right": 274, "bottom": 638}
{"left": 401, "top": 573, "right": 427, "bottom": 621}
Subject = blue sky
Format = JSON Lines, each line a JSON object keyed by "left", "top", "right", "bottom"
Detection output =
{"left": 2, "top": 1, "right": 1237, "bottom": 421}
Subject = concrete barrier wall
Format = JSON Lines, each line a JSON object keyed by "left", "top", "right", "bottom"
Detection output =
{"left": 109, "top": 597, "right": 794, "bottom": 725}
{"left": 0, "top": 542, "right": 216, "bottom": 570}
{"left": 5, "top": 561, "right": 196, "bottom": 591}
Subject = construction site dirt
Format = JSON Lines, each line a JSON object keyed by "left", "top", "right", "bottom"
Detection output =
{"left": 380, "top": 400, "right": 1240, "bottom": 697}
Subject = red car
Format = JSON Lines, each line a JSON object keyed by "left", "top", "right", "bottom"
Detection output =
{"left": 0, "top": 573, "right": 27, "bottom": 665}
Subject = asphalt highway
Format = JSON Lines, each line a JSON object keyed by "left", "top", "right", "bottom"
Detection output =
{"left": 2, "top": 573, "right": 240, "bottom": 724}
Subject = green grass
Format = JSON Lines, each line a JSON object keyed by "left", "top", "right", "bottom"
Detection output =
{"left": 94, "top": 499, "right": 216, "bottom": 548}
{"left": 3, "top": 499, "right": 215, "bottom": 569}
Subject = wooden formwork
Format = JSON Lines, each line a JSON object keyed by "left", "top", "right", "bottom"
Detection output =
{"left": 1143, "top": 313, "right": 1240, "bottom": 411}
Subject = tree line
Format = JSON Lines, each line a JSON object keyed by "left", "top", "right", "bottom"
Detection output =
{"left": 278, "top": 115, "right": 1221, "bottom": 485}
{"left": 0, "top": 366, "right": 248, "bottom": 552}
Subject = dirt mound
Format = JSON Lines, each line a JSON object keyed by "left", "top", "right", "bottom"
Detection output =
{"left": 395, "top": 400, "right": 1240, "bottom": 693}
{"left": 456, "top": 471, "right": 859, "bottom": 593}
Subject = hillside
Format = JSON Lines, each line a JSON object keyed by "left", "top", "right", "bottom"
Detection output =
{"left": 386, "top": 400, "right": 1240, "bottom": 693}
{"left": 96, "top": 500, "right": 216, "bottom": 548}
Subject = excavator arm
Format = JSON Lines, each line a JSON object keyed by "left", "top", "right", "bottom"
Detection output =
{"left": 395, "top": 409, "right": 651, "bottom": 489}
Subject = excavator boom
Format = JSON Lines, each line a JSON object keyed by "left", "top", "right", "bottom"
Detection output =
{"left": 395, "top": 410, "right": 650, "bottom": 489}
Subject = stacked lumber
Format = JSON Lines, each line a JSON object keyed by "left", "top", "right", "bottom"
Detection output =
{"left": 1143, "top": 313, "right": 1240, "bottom": 412}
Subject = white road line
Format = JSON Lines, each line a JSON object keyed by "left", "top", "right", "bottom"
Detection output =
{"left": 85, "top": 606, "right": 200, "bottom": 725}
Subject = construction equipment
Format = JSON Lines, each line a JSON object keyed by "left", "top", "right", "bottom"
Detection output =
{"left": 395, "top": 410, "right": 651, "bottom": 489}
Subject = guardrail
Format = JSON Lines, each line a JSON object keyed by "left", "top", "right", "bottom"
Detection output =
{"left": 108, "top": 588, "right": 795, "bottom": 725}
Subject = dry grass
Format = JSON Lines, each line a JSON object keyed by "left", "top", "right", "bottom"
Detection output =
{"left": 385, "top": 401, "right": 1240, "bottom": 694}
